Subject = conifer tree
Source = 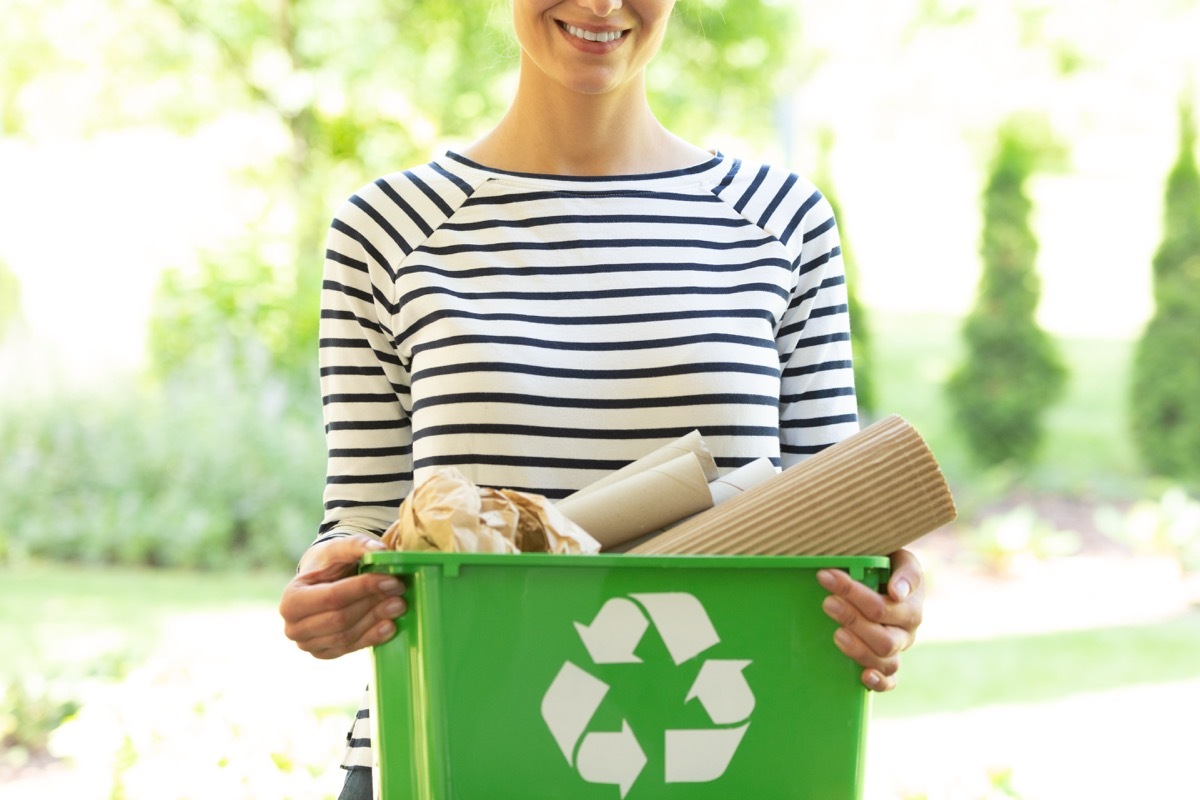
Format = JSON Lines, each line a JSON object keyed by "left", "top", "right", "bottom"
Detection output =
{"left": 1130, "top": 97, "right": 1200, "bottom": 482}
{"left": 946, "top": 121, "right": 1066, "bottom": 467}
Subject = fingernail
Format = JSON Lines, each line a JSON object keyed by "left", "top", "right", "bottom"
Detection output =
{"left": 383, "top": 598, "right": 405, "bottom": 616}
{"left": 365, "top": 538, "right": 386, "bottom": 550}
{"left": 865, "top": 671, "right": 882, "bottom": 688}
{"left": 823, "top": 596, "right": 845, "bottom": 618}
{"left": 893, "top": 579, "right": 911, "bottom": 601}
{"left": 834, "top": 628, "right": 853, "bottom": 648}
{"left": 817, "top": 570, "right": 836, "bottom": 590}
{"left": 377, "top": 620, "right": 395, "bottom": 639}
{"left": 379, "top": 577, "right": 402, "bottom": 594}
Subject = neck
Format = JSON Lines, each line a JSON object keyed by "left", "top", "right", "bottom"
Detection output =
{"left": 463, "top": 58, "right": 706, "bottom": 176}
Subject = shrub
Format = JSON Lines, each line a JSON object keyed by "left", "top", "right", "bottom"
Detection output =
{"left": 946, "top": 119, "right": 1067, "bottom": 468}
{"left": 0, "top": 361, "right": 325, "bottom": 570}
{"left": 1129, "top": 97, "right": 1200, "bottom": 484}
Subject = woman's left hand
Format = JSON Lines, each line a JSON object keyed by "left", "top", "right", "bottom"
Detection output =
{"left": 817, "top": 548, "right": 924, "bottom": 692}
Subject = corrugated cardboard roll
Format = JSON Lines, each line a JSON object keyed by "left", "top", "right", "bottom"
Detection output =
{"left": 628, "top": 415, "right": 957, "bottom": 556}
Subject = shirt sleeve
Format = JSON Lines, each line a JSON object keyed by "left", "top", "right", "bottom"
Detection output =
{"left": 773, "top": 189, "right": 860, "bottom": 467}
{"left": 314, "top": 198, "right": 413, "bottom": 544}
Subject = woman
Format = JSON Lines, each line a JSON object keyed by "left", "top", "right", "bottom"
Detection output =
{"left": 280, "top": 1, "right": 925, "bottom": 797}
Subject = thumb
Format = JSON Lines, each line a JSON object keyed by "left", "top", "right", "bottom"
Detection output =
{"left": 298, "top": 534, "right": 387, "bottom": 583}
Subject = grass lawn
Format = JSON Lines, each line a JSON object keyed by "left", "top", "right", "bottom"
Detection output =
{"left": 873, "top": 608, "right": 1200, "bottom": 718}
{"left": 0, "top": 561, "right": 290, "bottom": 681}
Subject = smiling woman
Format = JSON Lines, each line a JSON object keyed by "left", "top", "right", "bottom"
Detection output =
{"left": 275, "top": 1, "right": 929, "bottom": 798}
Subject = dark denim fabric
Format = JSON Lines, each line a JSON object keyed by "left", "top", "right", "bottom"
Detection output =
{"left": 338, "top": 767, "right": 373, "bottom": 800}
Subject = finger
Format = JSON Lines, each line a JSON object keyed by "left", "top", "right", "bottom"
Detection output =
{"left": 297, "top": 534, "right": 387, "bottom": 578}
{"left": 887, "top": 548, "right": 924, "bottom": 603}
{"left": 833, "top": 626, "right": 903, "bottom": 679}
{"left": 281, "top": 572, "right": 405, "bottom": 626}
{"left": 825, "top": 594, "right": 911, "bottom": 659}
{"left": 299, "top": 594, "right": 407, "bottom": 659}
{"left": 285, "top": 587, "right": 406, "bottom": 644}
{"left": 818, "top": 568, "right": 921, "bottom": 632}
{"left": 862, "top": 668, "right": 897, "bottom": 693}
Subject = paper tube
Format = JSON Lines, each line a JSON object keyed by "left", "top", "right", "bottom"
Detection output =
{"left": 565, "top": 430, "right": 719, "bottom": 499}
{"left": 556, "top": 451, "right": 715, "bottom": 549}
{"left": 708, "top": 457, "right": 778, "bottom": 505}
{"left": 629, "top": 415, "right": 957, "bottom": 556}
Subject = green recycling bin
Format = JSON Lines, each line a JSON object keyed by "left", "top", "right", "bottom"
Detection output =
{"left": 361, "top": 551, "right": 890, "bottom": 800}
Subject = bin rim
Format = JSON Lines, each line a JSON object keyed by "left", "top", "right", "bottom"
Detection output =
{"left": 361, "top": 550, "right": 891, "bottom": 573}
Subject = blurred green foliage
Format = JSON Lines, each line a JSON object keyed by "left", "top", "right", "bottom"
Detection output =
{"left": 946, "top": 117, "right": 1067, "bottom": 468}
{"left": 0, "top": 259, "right": 21, "bottom": 341}
{"left": 815, "top": 130, "right": 876, "bottom": 416}
{"left": 1130, "top": 97, "right": 1200, "bottom": 485}
{"left": 0, "top": 361, "right": 324, "bottom": 568}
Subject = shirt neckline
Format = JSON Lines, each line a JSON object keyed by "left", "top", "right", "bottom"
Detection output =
{"left": 441, "top": 150, "right": 727, "bottom": 188}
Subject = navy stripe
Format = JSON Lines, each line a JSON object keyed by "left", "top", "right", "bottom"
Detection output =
{"left": 411, "top": 392, "right": 779, "bottom": 413}
{"left": 409, "top": 331, "right": 773, "bottom": 356}
{"left": 395, "top": 307, "right": 775, "bottom": 344}
{"left": 733, "top": 164, "right": 770, "bottom": 213}
{"left": 758, "top": 173, "right": 799, "bottom": 229}
{"left": 397, "top": 281, "right": 790, "bottom": 308}
{"left": 397, "top": 257, "right": 793, "bottom": 281}
{"left": 411, "top": 423, "right": 780, "bottom": 441}
{"left": 330, "top": 219, "right": 395, "bottom": 280}
{"left": 404, "top": 170, "right": 454, "bottom": 217}
{"left": 350, "top": 193, "right": 412, "bottom": 254}
{"left": 465, "top": 190, "right": 725, "bottom": 207}
{"left": 781, "top": 189, "right": 824, "bottom": 245}
{"left": 439, "top": 213, "right": 751, "bottom": 232}
{"left": 419, "top": 235, "right": 777, "bottom": 257}
{"left": 412, "top": 360, "right": 778, "bottom": 382}
{"left": 372, "top": 179, "right": 431, "bottom": 241}
{"left": 711, "top": 159, "right": 742, "bottom": 196}
{"left": 429, "top": 161, "right": 476, "bottom": 196}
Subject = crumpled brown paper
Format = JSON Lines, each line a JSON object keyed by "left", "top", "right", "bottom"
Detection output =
{"left": 381, "top": 467, "right": 601, "bottom": 554}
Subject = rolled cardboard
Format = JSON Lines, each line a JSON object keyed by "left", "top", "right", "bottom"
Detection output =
{"left": 628, "top": 415, "right": 956, "bottom": 556}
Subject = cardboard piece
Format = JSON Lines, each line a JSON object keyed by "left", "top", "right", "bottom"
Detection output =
{"left": 628, "top": 415, "right": 957, "bottom": 556}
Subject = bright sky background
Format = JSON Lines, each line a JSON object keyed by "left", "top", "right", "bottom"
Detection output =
{"left": 1, "top": 0, "right": 1197, "bottom": 385}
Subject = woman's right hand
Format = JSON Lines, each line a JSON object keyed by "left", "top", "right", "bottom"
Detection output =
{"left": 279, "top": 534, "right": 407, "bottom": 660}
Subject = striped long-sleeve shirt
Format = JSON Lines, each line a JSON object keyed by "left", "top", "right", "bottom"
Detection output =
{"left": 315, "top": 150, "right": 859, "bottom": 769}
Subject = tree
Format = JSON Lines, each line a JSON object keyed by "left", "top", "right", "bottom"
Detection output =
{"left": 946, "top": 119, "right": 1066, "bottom": 468}
{"left": 1130, "top": 96, "right": 1200, "bottom": 483}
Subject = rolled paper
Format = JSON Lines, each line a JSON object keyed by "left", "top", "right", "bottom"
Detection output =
{"left": 556, "top": 451, "right": 715, "bottom": 550}
{"left": 628, "top": 415, "right": 957, "bottom": 556}
{"left": 707, "top": 457, "right": 778, "bottom": 505}
{"left": 564, "top": 430, "right": 718, "bottom": 500}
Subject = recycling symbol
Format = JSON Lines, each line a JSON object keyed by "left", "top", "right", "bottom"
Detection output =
{"left": 540, "top": 593, "right": 755, "bottom": 797}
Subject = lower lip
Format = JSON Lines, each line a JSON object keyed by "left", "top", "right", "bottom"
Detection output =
{"left": 556, "top": 23, "right": 627, "bottom": 54}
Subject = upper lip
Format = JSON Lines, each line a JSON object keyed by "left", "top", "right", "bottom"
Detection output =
{"left": 557, "top": 20, "right": 629, "bottom": 33}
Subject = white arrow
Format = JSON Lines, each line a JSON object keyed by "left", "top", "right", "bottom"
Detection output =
{"left": 630, "top": 592, "right": 720, "bottom": 665}
{"left": 685, "top": 659, "right": 755, "bottom": 724}
{"left": 664, "top": 723, "right": 750, "bottom": 783}
{"left": 541, "top": 662, "right": 609, "bottom": 763}
{"left": 575, "top": 597, "right": 649, "bottom": 664}
{"left": 576, "top": 721, "right": 647, "bottom": 799}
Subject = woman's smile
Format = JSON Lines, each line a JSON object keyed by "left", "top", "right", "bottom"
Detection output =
{"left": 555, "top": 20, "right": 629, "bottom": 54}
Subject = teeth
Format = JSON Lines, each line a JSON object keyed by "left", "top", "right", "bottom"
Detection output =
{"left": 564, "top": 23, "right": 624, "bottom": 43}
